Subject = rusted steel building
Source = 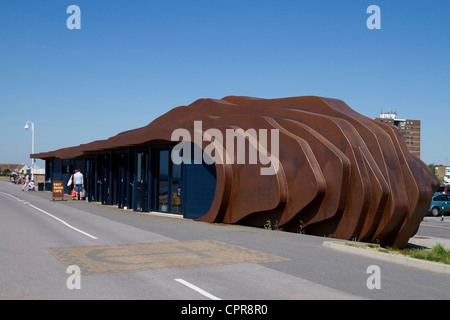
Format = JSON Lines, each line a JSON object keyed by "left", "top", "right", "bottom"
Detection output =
{"left": 33, "top": 96, "right": 439, "bottom": 248}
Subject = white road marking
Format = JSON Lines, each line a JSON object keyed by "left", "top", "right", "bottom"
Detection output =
{"left": 0, "top": 191, "right": 98, "bottom": 240}
{"left": 28, "top": 203, "right": 98, "bottom": 239}
{"left": 175, "top": 278, "right": 221, "bottom": 300}
{"left": 425, "top": 224, "right": 450, "bottom": 229}
{"left": 0, "top": 191, "right": 22, "bottom": 201}
{"left": 421, "top": 222, "right": 450, "bottom": 230}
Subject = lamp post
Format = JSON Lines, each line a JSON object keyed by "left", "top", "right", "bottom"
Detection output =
{"left": 24, "top": 121, "right": 35, "bottom": 180}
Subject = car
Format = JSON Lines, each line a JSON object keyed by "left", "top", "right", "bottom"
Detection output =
{"left": 428, "top": 193, "right": 450, "bottom": 216}
{"left": 436, "top": 185, "right": 450, "bottom": 194}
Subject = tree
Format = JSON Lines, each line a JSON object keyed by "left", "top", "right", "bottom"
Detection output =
{"left": 428, "top": 163, "right": 438, "bottom": 176}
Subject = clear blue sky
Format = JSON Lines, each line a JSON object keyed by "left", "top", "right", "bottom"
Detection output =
{"left": 1, "top": 0, "right": 449, "bottom": 168}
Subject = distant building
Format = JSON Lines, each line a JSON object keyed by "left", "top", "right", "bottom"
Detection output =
{"left": 436, "top": 165, "right": 450, "bottom": 185}
{"left": 374, "top": 109, "right": 421, "bottom": 158}
{"left": 0, "top": 163, "right": 27, "bottom": 174}
{"left": 445, "top": 167, "right": 450, "bottom": 185}
{"left": 0, "top": 163, "right": 45, "bottom": 185}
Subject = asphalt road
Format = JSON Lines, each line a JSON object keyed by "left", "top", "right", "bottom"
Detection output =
{"left": 416, "top": 215, "right": 450, "bottom": 240}
{"left": 1, "top": 181, "right": 449, "bottom": 302}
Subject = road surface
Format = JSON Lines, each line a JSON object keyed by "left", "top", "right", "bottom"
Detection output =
{"left": 1, "top": 181, "right": 449, "bottom": 302}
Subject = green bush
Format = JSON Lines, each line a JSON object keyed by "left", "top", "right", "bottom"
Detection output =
{"left": 1, "top": 169, "right": 11, "bottom": 176}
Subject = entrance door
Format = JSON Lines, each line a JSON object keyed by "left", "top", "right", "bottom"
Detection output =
{"left": 154, "top": 149, "right": 183, "bottom": 214}
{"left": 152, "top": 145, "right": 215, "bottom": 217}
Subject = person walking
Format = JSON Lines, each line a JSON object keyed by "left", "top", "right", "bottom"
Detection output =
{"left": 21, "top": 173, "right": 29, "bottom": 191}
{"left": 73, "top": 169, "right": 84, "bottom": 200}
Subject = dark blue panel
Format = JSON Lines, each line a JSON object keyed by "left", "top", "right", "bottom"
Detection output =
{"left": 52, "top": 159, "right": 62, "bottom": 180}
{"left": 183, "top": 161, "right": 216, "bottom": 219}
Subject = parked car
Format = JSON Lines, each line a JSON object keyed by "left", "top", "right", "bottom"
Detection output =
{"left": 428, "top": 193, "right": 450, "bottom": 216}
{"left": 436, "top": 185, "right": 450, "bottom": 194}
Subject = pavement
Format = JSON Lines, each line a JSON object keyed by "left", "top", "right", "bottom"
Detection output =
{"left": 86, "top": 200, "right": 450, "bottom": 275}
{"left": 11, "top": 185, "right": 450, "bottom": 276}
{"left": 2, "top": 182, "right": 450, "bottom": 300}
{"left": 408, "top": 235, "right": 450, "bottom": 250}
{"left": 323, "top": 235, "right": 450, "bottom": 275}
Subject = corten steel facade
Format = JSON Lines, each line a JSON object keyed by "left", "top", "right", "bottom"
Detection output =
{"left": 33, "top": 96, "right": 439, "bottom": 248}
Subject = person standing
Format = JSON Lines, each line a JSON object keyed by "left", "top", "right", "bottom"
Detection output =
{"left": 73, "top": 169, "right": 84, "bottom": 200}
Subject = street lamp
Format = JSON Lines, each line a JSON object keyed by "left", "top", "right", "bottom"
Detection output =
{"left": 24, "top": 120, "right": 35, "bottom": 180}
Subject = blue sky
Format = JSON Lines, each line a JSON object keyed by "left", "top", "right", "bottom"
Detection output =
{"left": 1, "top": 0, "right": 449, "bottom": 168}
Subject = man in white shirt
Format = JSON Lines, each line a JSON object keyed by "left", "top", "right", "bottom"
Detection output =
{"left": 73, "top": 169, "right": 84, "bottom": 200}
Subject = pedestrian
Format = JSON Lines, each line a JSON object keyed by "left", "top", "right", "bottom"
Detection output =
{"left": 21, "top": 174, "right": 29, "bottom": 191}
{"left": 73, "top": 169, "right": 84, "bottom": 200}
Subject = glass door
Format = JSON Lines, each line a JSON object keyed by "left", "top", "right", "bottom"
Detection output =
{"left": 155, "top": 148, "right": 183, "bottom": 214}
{"left": 157, "top": 150, "right": 169, "bottom": 212}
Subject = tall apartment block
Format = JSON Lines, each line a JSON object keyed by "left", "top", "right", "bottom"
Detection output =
{"left": 374, "top": 109, "right": 421, "bottom": 159}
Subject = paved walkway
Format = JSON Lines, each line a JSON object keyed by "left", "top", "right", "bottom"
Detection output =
{"left": 323, "top": 235, "right": 450, "bottom": 275}
{"left": 408, "top": 235, "right": 450, "bottom": 250}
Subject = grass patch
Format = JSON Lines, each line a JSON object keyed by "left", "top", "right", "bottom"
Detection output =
{"left": 346, "top": 242, "right": 450, "bottom": 265}
{"left": 409, "top": 244, "right": 450, "bottom": 264}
